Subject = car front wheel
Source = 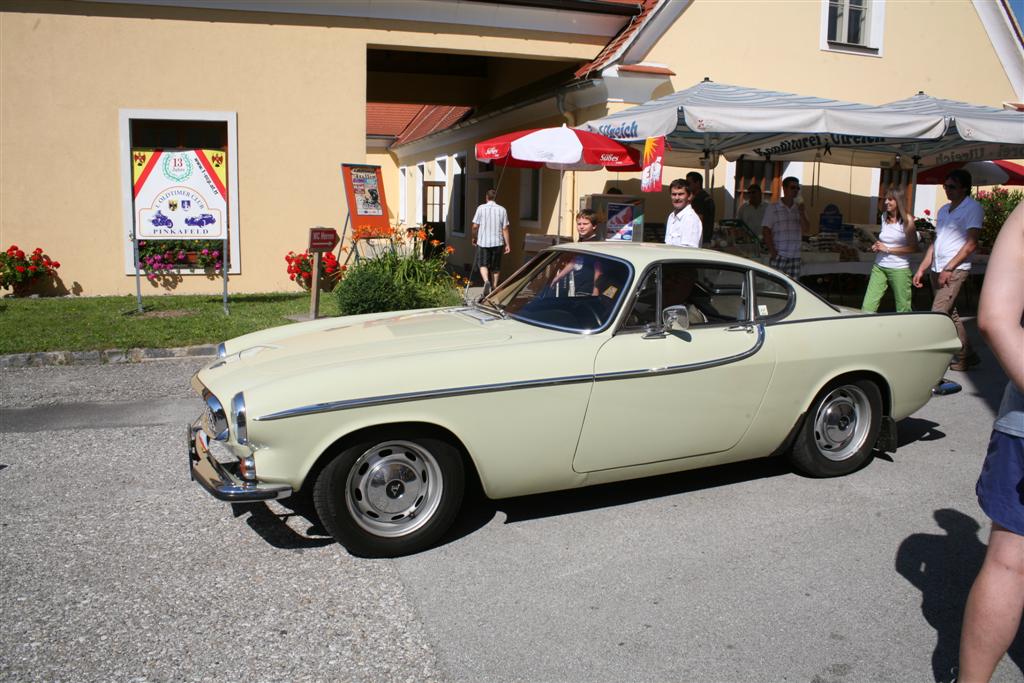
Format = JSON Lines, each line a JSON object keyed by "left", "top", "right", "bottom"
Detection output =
{"left": 313, "top": 431, "right": 465, "bottom": 557}
{"left": 789, "top": 379, "right": 882, "bottom": 477}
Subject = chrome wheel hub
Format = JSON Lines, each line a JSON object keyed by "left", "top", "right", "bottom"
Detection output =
{"left": 346, "top": 440, "right": 443, "bottom": 537}
{"left": 812, "top": 385, "right": 871, "bottom": 462}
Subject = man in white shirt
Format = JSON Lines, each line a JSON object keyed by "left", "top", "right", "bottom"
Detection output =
{"left": 664, "top": 178, "right": 702, "bottom": 248}
{"left": 737, "top": 184, "right": 766, "bottom": 234}
{"left": 913, "top": 169, "right": 983, "bottom": 370}
{"left": 471, "top": 188, "right": 511, "bottom": 294}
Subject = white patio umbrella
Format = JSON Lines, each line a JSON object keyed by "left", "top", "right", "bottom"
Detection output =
{"left": 577, "top": 80, "right": 948, "bottom": 178}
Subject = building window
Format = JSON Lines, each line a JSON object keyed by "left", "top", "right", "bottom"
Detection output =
{"left": 119, "top": 109, "right": 239, "bottom": 274}
{"left": 415, "top": 163, "right": 425, "bottom": 225}
{"left": 820, "top": 0, "right": 884, "bottom": 56}
{"left": 398, "top": 167, "right": 407, "bottom": 224}
{"left": 519, "top": 168, "right": 541, "bottom": 227}
{"left": 828, "top": 0, "right": 866, "bottom": 44}
{"left": 451, "top": 155, "right": 467, "bottom": 236}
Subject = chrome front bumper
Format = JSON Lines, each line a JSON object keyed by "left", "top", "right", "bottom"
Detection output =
{"left": 187, "top": 419, "right": 292, "bottom": 502}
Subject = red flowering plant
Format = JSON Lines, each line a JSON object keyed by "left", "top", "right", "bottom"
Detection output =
{"left": 976, "top": 187, "right": 1023, "bottom": 248}
{"left": 1, "top": 245, "right": 61, "bottom": 291}
{"left": 284, "top": 249, "right": 346, "bottom": 291}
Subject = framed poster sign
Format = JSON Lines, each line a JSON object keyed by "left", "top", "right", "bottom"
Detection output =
{"left": 132, "top": 149, "right": 228, "bottom": 240}
{"left": 341, "top": 164, "right": 390, "bottom": 233}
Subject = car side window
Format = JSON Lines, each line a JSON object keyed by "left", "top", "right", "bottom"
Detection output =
{"left": 621, "top": 263, "right": 749, "bottom": 331}
{"left": 753, "top": 272, "right": 792, "bottom": 320}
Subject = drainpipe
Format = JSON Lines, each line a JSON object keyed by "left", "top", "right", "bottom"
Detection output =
{"left": 558, "top": 92, "right": 577, "bottom": 242}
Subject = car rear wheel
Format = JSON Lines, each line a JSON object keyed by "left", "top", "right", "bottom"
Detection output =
{"left": 789, "top": 379, "right": 882, "bottom": 477}
{"left": 313, "top": 430, "right": 464, "bottom": 558}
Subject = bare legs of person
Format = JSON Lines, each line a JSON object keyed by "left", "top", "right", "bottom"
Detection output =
{"left": 959, "top": 522, "right": 1024, "bottom": 681}
{"left": 478, "top": 266, "right": 491, "bottom": 295}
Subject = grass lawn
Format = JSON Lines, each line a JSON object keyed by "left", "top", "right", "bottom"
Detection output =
{"left": 0, "top": 292, "right": 341, "bottom": 354}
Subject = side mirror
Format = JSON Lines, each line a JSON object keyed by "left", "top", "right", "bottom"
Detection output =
{"left": 662, "top": 304, "right": 690, "bottom": 332}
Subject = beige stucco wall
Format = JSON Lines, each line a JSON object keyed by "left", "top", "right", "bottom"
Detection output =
{"left": 0, "top": 1, "right": 603, "bottom": 295}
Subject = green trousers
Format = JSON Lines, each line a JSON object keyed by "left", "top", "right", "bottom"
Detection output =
{"left": 861, "top": 264, "right": 913, "bottom": 312}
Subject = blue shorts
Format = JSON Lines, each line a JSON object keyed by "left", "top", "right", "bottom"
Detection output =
{"left": 976, "top": 430, "right": 1024, "bottom": 536}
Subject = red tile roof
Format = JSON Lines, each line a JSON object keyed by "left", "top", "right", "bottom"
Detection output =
{"left": 617, "top": 64, "right": 675, "bottom": 75}
{"left": 367, "top": 103, "right": 472, "bottom": 145}
{"left": 574, "top": 0, "right": 659, "bottom": 79}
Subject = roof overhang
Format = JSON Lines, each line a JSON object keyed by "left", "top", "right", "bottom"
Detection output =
{"left": 81, "top": 0, "right": 638, "bottom": 37}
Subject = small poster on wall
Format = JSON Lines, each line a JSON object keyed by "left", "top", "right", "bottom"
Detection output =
{"left": 606, "top": 202, "right": 640, "bottom": 241}
{"left": 341, "top": 164, "right": 391, "bottom": 235}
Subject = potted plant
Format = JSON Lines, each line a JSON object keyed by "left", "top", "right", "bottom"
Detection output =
{"left": 1, "top": 245, "right": 61, "bottom": 296}
{"left": 284, "top": 249, "right": 345, "bottom": 291}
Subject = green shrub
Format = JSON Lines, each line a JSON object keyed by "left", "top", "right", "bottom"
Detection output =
{"left": 976, "top": 187, "right": 1023, "bottom": 248}
{"left": 334, "top": 247, "right": 462, "bottom": 315}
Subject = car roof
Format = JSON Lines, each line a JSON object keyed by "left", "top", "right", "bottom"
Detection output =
{"left": 550, "top": 241, "right": 770, "bottom": 272}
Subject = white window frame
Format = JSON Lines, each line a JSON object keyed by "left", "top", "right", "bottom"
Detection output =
{"left": 398, "top": 166, "right": 408, "bottom": 225}
{"left": 450, "top": 153, "right": 467, "bottom": 236}
{"left": 819, "top": 0, "right": 885, "bottom": 57}
{"left": 519, "top": 167, "right": 541, "bottom": 229}
{"left": 415, "top": 163, "right": 425, "bottom": 225}
{"left": 119, "top": 109, "right": 240, "bottom": 274}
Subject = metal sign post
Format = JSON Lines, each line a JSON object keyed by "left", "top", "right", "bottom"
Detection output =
{"left": 307, "top": 226, "right": 339, "bottom": 320}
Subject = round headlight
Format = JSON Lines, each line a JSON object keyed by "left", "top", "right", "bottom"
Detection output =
{"left": 203, "top": 393, "right": 229, "bottom": 441}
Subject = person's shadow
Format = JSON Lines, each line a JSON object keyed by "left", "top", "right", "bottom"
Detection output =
{"left": 895, "top": 508, "right": 1024, "bottom": 680}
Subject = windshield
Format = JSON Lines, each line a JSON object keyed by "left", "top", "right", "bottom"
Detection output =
{"left": 483, "top": 249, "right": 632, "bottom": 332}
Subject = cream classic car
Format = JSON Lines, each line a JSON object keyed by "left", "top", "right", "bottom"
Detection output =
{"left": 188, "top": 243, "right": 959, "bottom": 557}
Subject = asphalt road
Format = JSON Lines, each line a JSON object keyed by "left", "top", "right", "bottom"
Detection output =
{"left": 2, "top": 324, "right": 1022, "bottom": 682}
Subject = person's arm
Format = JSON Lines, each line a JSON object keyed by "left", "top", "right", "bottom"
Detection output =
{"left": 978, "top": 204, "right": 1024, "bottom": 390}
{"left": 797, "top": 203, "right": 810, "bottom": 234}
{"left": 936, "top": 228, "right": 980, "bottom": 287}
{"left": 762, "top": 210, "right": 776, "bottom": 258}
{"left": 912, "top": 243, "right": 934, "bottom": 288}
{"left": 471, "top": 222, "right": 479, "bottom": 246}
{"left": 873, "top": 218, "right": 920, "bottom": 255}
{"left": 502, "top": 224, "right": 511, "bottom": 254}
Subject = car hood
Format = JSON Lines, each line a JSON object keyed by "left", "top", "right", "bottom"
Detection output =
{"left": 211, "top": 308, "right": 514, "bottom": 378}
{"left": 195, "top": 306, "right": 601, "bottom": 420}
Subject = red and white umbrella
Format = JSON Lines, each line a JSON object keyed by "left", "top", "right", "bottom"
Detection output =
{"left": 917, "top": 159, "right": 1024, "bottom": 186}
{"left": 475, "top": 124, "right": 640, "bottom": 171}
{"left": 475, "top": 125, "right": 640, "bottom": 238}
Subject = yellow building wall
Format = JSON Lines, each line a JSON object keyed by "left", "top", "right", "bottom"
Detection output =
{"left": 0, "top": 1, "right": 601, "bottom": 295}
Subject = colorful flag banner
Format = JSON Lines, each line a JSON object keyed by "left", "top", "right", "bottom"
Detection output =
{"left": 640, "top": 136, "right": 664, "bottom": 193}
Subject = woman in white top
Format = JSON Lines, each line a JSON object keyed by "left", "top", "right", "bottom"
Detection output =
{"left": 861, "top": 187, "right": 919, "bottom": 313}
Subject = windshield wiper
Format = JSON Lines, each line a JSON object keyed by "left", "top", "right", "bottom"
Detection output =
{"left": 473, "top": 297, "right": 507, "bottom": 319}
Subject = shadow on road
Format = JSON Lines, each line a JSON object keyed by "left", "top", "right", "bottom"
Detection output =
{"left": 231, "top": 499, "right": 335, "bottom": 550}
{"left": 897, "top": 417, "right": 946, "bottom": 448}
{"left": 455, "top": 455, "right": 791, "bottom": 531}
{"left": 895, "top": 508, "right": 1024, "bottom": 680}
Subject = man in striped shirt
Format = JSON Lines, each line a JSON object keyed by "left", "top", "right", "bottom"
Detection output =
{"left": 762, "top": 176, "right": 809, "bottom": 279}
{"left": 472, "top": 188, "right": 511, "bottom": 294}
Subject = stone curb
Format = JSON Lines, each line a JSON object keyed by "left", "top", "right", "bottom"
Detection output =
{"left": 0, "top": 344, "right": 218, "bottom": 369}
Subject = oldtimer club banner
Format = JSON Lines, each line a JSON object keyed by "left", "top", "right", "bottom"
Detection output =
{"left": 132, "top": 148, "right": 228, "bottom": 240}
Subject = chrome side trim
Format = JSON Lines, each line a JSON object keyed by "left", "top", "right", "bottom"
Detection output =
{"left": 255, "top": 324, "right": 767, "bottom": 422}
{"left": 255, "top": 373, "right": 596, "bottom": 421}
{"left": 595, "top": 323, "right": 765, "bottom": 382}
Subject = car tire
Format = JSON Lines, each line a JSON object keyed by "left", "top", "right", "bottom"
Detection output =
{"left": 789, "top": 379, "right": 882, "bottom": 477}
{"left": 313, "top": 430, "right": 464, "bottom": 558}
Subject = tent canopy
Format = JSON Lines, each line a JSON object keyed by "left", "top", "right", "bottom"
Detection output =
{"left": 579, "top": 81, "right": 1024, "bottom": 171}
{"left": 577, "top": 80, "right": 949, "bottom": 169}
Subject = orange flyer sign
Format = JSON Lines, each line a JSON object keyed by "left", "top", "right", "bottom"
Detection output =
{"left": 341, "top": 164, "right": 390, "bottom": 233}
